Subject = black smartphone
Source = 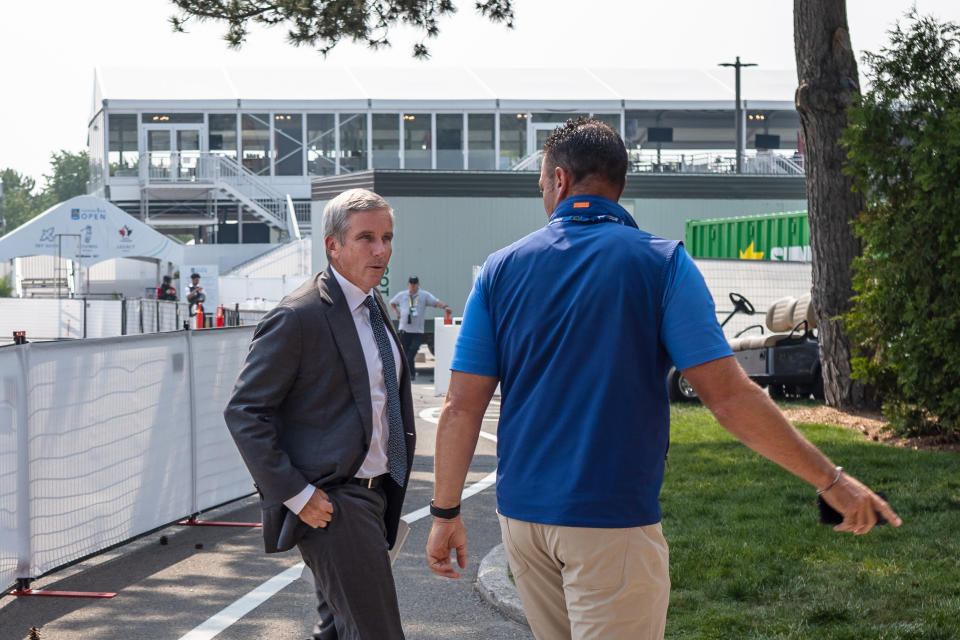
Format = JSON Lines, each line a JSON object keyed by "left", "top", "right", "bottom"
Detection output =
{"left": 818, "top": 490, "right": 888, "bottom": 526}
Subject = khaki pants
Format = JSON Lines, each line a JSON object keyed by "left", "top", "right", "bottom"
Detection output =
{"left": 498, "top": 514, "right": 670, "bottom": 640}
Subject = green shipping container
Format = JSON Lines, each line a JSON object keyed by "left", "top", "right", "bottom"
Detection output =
{"left": 685, "top": 211, "right": 811, "bottom": 261}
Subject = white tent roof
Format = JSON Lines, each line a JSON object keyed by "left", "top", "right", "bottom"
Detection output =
{"left": 0, "top": 196, "right": 183, "bottom": 266}
{"left": 92, "top": 66, "right": 797, "bottom": 113}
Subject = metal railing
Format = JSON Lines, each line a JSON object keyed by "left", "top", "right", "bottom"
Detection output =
{"left": 510, "top": 150, "right": 544, "bottom": 172}
{"left": 139, "top": 152, "right": 287, "bottom": 229}
{"left": 507, "top": 149, "right": 805, "bottom": 176}
{"left": 628, "top": 150, "right": 805, "bottom": 175}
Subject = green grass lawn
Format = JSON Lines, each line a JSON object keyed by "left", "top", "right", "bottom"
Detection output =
{"left": 662, "top": 404, "right": 960, "bottom": 640}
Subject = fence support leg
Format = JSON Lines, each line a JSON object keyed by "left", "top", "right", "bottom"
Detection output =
{"left": 5, "top": 577, "right": 117, "bottom": 599}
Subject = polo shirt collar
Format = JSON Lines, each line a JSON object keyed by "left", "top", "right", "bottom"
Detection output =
{"left": 549, "top": 195, "right": 639, "bottom": 230}
{"left": 329, "top": 265, "right": 374, "bottom": 313}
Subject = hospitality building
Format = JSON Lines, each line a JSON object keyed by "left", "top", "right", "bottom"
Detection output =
{"left": 86, "top": 66, "right": 802, "bottom": 243}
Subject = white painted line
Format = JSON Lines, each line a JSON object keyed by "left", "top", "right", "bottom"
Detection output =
{"left": 460, "top": 468, "right": 498, "bottom": 501}
{"left": 419, "top": 407, "right": 499, "bottom": 442}
{"left": 419, "top": 407, "right": 442, "bottom": 423}
{"left": 401, "top": 469, "right": 498, "bottom": 524}
{"left": 178, "top": 562, "right": 305, "bottom": 640}
{"left": 183, "top": 410, "right": 500, "bottom": 639}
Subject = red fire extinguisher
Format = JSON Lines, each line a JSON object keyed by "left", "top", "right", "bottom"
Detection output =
{"left": 195, "top": 303, "right": 204, "bottom": 329}
{"left": 215, "top": 305, "right": 225, "bottom": 327}
{"left": 444, "top": 307, "right": 452, "bottom": 325}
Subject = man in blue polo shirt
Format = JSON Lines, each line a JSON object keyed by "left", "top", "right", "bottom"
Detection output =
{"left": 425, "top": 119, "right": 901, "bottom": 639}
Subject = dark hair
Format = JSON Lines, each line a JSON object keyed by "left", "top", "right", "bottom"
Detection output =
{"left": 162, "top": 275, "right": 172, "bottom": 283}
{"left": 190, "top": 273, "right": 200, "bottom": 279}
{"left": 542, "top": 118, "right": 628, "bottom": 189}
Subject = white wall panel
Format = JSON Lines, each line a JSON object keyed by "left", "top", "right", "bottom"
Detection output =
{"left": 0, "top": 299, "right": 84, "bottom": 341}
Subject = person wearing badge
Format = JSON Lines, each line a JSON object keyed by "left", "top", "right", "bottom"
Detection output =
{"left": 390, "top": 276, "right": 449, "bottom": 380}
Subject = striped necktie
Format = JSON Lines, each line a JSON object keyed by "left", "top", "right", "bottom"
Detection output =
{"left": 363, "top": 295, "right": 408, "bottom": 486}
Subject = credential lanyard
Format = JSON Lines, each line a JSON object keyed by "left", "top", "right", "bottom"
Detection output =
{"left": 549, "top": 214, "right": 624, "bottom": 227}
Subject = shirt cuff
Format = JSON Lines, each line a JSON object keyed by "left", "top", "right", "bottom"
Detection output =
{"left": 283, "top": 484, "right": 315, "bottom": 515}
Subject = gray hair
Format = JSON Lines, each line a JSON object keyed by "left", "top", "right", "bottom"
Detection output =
{"left": 322, "top": 188, "right": 393, "bottom": 245}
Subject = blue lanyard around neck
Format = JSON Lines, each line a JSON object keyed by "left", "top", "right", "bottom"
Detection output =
{"left": 549, "top": 214, "right": 624, "bottom": 226}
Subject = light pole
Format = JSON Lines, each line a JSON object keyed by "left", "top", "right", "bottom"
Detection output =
{"left": 718, "top": 56, "right": 757, "bottom": 173}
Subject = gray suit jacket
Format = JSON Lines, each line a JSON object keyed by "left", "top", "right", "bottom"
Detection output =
{"left": 224, "top": 268, "right": 416, "bottom": 553}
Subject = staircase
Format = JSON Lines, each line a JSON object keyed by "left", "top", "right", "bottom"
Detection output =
{"left": 139, "top": 153, "right": 297, "bottom": 238}
{"left": 510, "top": 150, "right": 543, "bottom": 172}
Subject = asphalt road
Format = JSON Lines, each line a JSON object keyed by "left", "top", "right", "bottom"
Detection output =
{"left": 0, "top": 369, "right": 532, "bottom": 640}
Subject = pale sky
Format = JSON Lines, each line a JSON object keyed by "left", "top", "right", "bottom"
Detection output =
{"left": 2, "top": 0, "right": 958, "bottom": 185}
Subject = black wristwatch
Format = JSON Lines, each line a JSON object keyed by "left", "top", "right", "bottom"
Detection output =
{"left": 430, "top": 500, "right": 461, "bottom": 519}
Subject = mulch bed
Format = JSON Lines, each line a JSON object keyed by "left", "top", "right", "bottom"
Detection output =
{"left": 782, "top": 405, "right": 960, "bottom": 452}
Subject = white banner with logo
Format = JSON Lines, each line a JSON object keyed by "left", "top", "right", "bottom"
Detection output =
{"left": 0, "top": 195, "right": 183, "bottom": 266}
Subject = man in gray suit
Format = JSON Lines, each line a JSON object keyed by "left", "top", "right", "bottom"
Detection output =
{"left": 225, "top": 188, "right": 416, "bottom": 640}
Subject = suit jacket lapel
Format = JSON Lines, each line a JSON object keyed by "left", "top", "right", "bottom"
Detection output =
{"left": 319, "top": 268, "right": 374, "bottom": 440}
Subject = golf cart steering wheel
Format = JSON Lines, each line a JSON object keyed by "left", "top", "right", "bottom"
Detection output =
{"left": 729, "top": 292, "right": 755, "bottom": 315}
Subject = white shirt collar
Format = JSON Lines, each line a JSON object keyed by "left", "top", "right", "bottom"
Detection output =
{"left": 329, "top": 265, "right": 375, "bottom": 312}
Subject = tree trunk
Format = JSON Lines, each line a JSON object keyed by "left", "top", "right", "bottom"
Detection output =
{"left": 794, "top": 0, "right": 874, "bottom": 409}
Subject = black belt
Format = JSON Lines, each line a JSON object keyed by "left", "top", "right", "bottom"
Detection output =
{"left": 346, "top": 474, "right": 388, "bottom": 490}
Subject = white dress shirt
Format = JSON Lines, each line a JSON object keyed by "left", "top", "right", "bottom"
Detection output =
{"left": 283, "top": 267, "right": 403, "bottom": 515}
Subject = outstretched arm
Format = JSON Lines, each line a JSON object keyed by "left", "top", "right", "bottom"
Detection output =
{"left": 426, "top": 371, "right": 498, "bottom": 578}
{"left": 682, "top": 356, "right": 901, "bottom": 535}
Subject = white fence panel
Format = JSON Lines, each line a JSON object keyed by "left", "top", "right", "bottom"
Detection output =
{"left": 0, "top": 327, "right": 258, "bottom": 589}
{"left": 0, "top": 349, "right": 24, "bottom": 590}
{"left": 24, "top": 335, "right": 194, "bottom": 577}
{"left": 191, "top": 327, "right": 257, "bottom": 511}
{"left": 83, "top": 299, "right": 123, "bottom": 338}
{"left": 139, "top": 300, "right": 159, "bottom": 334}
{"left": 159, "top": 300, "right": 184, "bottom": 332}
{"left": 123, "top": 299, "right": 144, "bottom": 335}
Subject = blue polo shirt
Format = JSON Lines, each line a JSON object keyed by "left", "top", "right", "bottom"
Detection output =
{"left": 451, "top": 195, "right": 731, "bottom": 527}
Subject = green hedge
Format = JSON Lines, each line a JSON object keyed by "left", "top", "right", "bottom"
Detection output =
{"left": 842, "top": 11, "right": 960, "bottom": 436}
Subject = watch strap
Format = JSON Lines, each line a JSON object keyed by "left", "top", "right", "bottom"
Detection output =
{"left": 430, "top": 500, "right": 461, "bottom": 519}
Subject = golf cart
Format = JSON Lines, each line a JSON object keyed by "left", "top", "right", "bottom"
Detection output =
{"left": 667, "top": 292, "right": 824, "bottom": 402}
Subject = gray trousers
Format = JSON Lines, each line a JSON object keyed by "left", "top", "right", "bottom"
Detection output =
{"left": 297, "top": 484, "right": 404, "bottom": 640}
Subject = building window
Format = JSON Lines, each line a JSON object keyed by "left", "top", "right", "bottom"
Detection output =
{"left": 468, "top": 114, "right": 495, "bottom": 170}
{"left": 307, "top": 114, "right": 336, "bottom": 176}
{"left": 339, "top": 113, "right": 367, "bottom": 173}
{"left": 274, "top": 113, "right": 303, "bottom": 176}
{"left": 436, "top": 114, "right": 463, "bottom": 170}
{"left": 403, "top": 113, "right": 431, "bottom": 170}
{"left": 499, "top": 114, "right": 526, "bottom": 169}
{"left": 242, "top": 113, "right": 271, "bottom": 175}
{"left": 108, "top": 114, "right": 138, "bottom": 176}
{"left": 372, "top": 114, "right": 400, "bottom": 169}
{"left": 209, "top": 114, "right": 238, "bottom": 159}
